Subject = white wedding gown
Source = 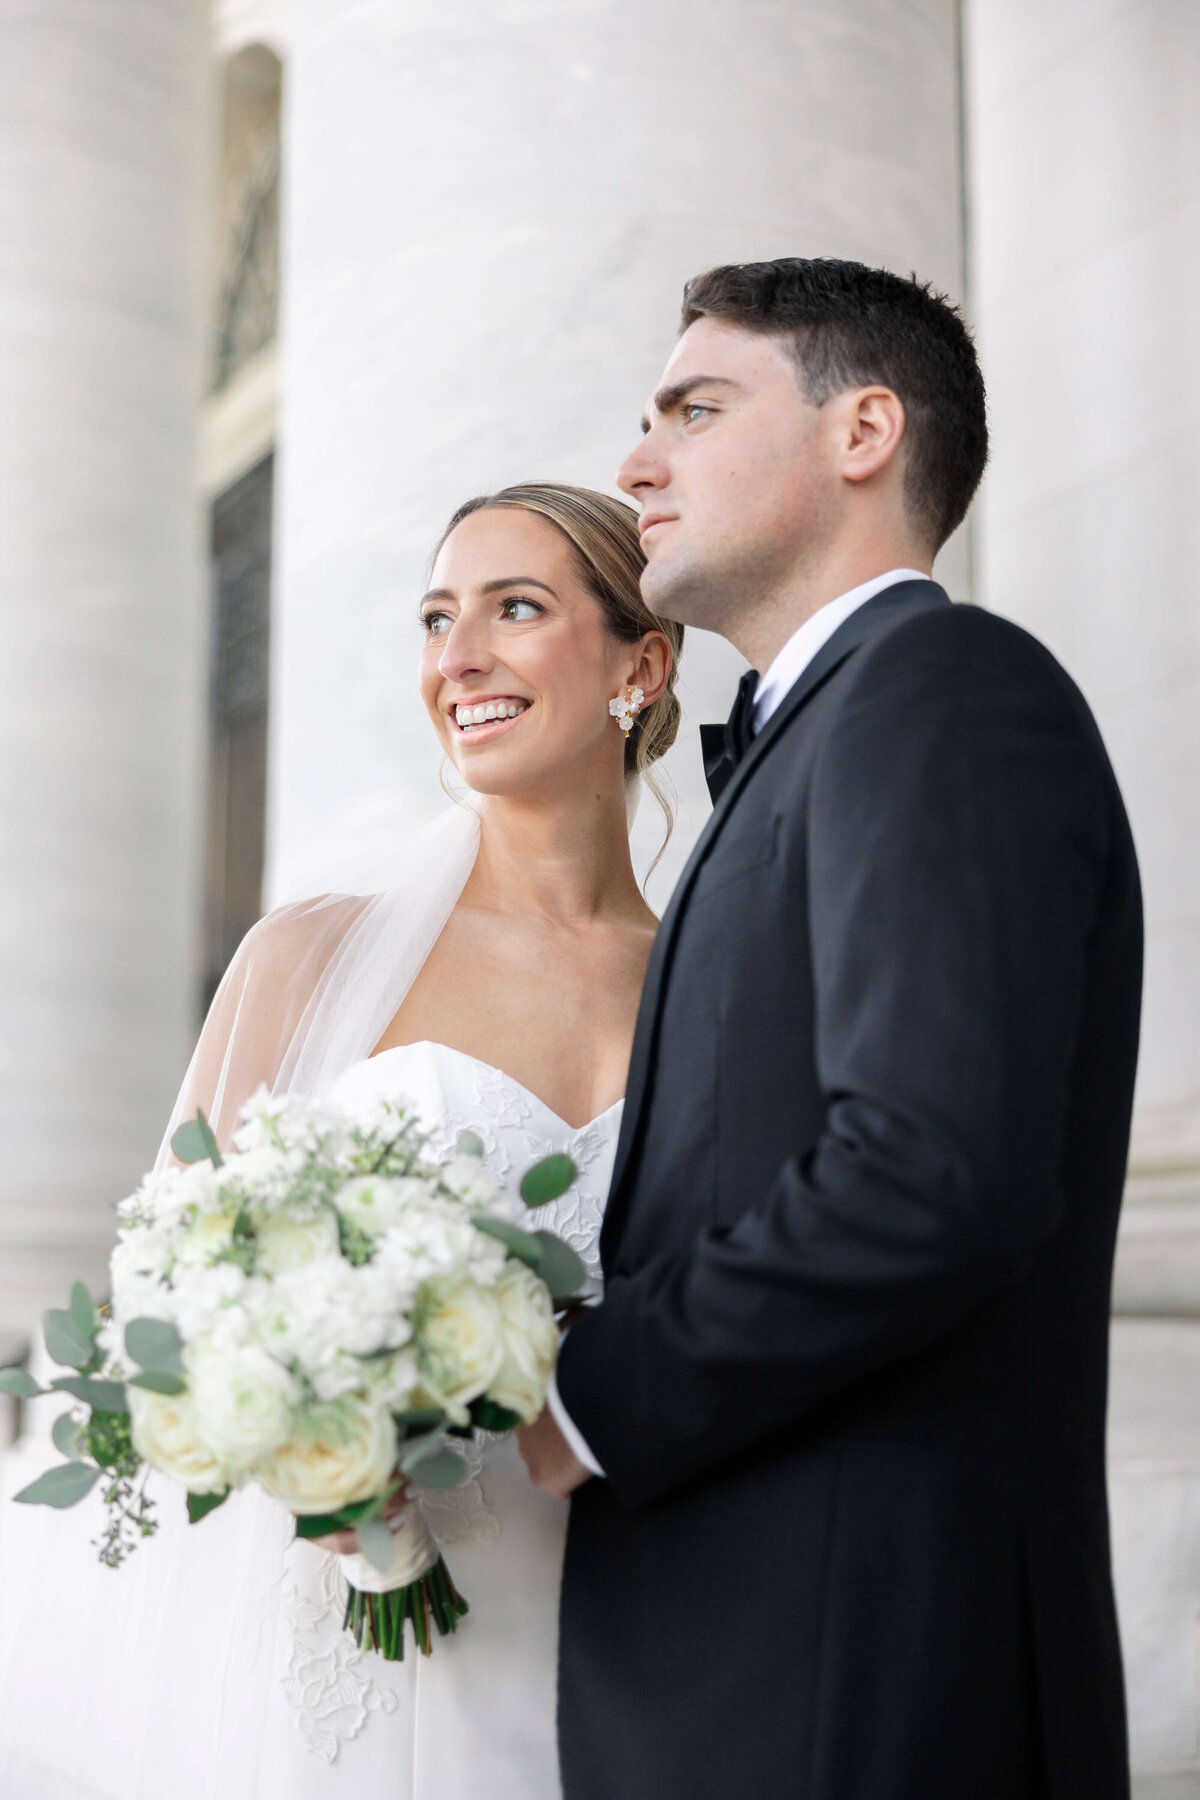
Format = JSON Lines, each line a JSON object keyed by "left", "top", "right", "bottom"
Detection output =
{"left": 0, "top": 1040, "right": 621, "bottom": 1800}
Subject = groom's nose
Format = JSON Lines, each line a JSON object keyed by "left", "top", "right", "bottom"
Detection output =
{"left": 617, "top": 429, "right": 667, "bottom": 501}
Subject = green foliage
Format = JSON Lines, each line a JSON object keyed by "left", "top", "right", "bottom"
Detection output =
{"left": 128, "top": 1371, "right": 187, "bottom": 1395}
{"left": 13, "top": 1461, "right": 102, "bottom": 1508}
{"left": 187, "top": 1488, "right": 230, "bottom": 1525}
{"left": 456, "top": 1130, "right": 485, "bottom": 1158}
{"left": 472, "top": 1216, "right": 544, "bottom": 1265}
{"left": 86, "top": 1407, "right": 138, "bottom": 1474}
{"left": 43, "top": 1308, "right": 95, "bottom": 1370}
{"left": 0, "top": 1367, "right": 44, "bottom": 1399}
{"left": 519, "top": 1154, "right": 577, "bottom": 1208}
{"left": 51, "top": 1375, "right": 128, "bottom": 1414}
{"left": 171, "top": 1109, "right": 223, "bottom": 1167}
{"left": 52, "top": 1412, "right": 87, "bottom": 1459}
{"left": 395, "top": 1407, "right": 447, "bottom": 1436}
{"left": 69, "top": 1282, "right": 98, "bottom": 1337}
{"left": 125, "top": 1317, "right": 184, "bottom": 1377}
{"left": 337, "top": 1215, "right": 375, "bottom": 1267}
{"left": 531, "top": 1232, "right": 587, "bottom": 1306}
{"left": 404, "top": 1446, "right": 468, "bottom": 1490}
{"left": 469, "top": 1396, "right": 522, "bottom": 1433}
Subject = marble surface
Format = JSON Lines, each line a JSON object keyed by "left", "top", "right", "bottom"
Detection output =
{"left": 0, "top": 1, "right": 209, "bottom": 1339}
{"left": 269, "top": 0, "right": 968, "bottom": 913}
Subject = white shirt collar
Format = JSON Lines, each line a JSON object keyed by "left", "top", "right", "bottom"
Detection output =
{"left": 751, "top": 569, "right": 931, "bottom": 733}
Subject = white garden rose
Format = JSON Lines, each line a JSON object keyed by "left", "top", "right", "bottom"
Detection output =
{"left": 255, "top": 1207, "right": 340, "bottom": 1274}
{"left": 188, "top": 1344, "right": 297, "bottom": 1468}
{"left": 335, "top": 1175, "right": 435, "bottom": 1239}
{"left": 414, "top": 1276, "right": 504, "bottom": 1423}
{"left": 257, "top": 1395, "right": 397, "bottom": 1514}
{"left": 487, "top": 1261, "right": 559, "bottom": 1424}
{"left": 128, "top": 1387, "right": 228, "bottom": 1493}
{"left": 174, "top": 1208, "right": 238, "bottom": 1266}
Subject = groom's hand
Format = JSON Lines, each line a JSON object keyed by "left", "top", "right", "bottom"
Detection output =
{"left": 517, "top": 1406, "right": 591, "bottom": 1498}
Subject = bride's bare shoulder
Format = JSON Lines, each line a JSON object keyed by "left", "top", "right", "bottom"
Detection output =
{"left": 226, "top": 891, "right": 376, "bottom": 986}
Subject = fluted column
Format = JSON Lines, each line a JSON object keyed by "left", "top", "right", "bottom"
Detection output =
{"left": 0, "top": 1, "right": 210, "bottom": 1352}
{"left": 270, "top": 0, "right": 968, "bottom": 908}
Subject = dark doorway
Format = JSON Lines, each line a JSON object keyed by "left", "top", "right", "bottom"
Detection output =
{"left": 203, "top": 453, "right": 273, "bottom": 1013}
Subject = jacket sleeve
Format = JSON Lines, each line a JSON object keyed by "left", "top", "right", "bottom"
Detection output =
{"left": 555, "top": 607, "right": 1118, "bottom": 1509}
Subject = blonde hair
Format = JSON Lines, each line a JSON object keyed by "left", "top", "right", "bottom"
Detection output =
{"left": 435, "top": 482, "right": 684, "bottom": 849}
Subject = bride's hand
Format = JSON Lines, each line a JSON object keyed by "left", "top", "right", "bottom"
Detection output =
{"left": 309, "top": 1478, "right": 413, "bottom": 1555}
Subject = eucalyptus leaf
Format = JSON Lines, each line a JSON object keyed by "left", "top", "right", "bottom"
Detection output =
{"left": 406, "top": 1446, "right": 468, "bottom": 1490}
{"left": 69, "top": 1282, "right": 98, "bottom": 1337}
{"left": 171, "top": 1108, "right": 223, "bottom": 1168}
{"left": 42, "top": 1308, "right": 94, "bottom": 1370}
{"left": 125, "top": 1317, "right": 185, "bottom": 1377}
{"left": 0, "top": 1368, "right": 44, "bottom": 1399}
{"left": 472, "top": 1216, "right": 544, "bottom": 1268}
{"left": 50, "top": 1375, "right": 129, "bottom": 1414}
{"left": 128, "top": 1371, "right": 186, "bottom": 1396}
{"left": 187, "top": 1488, "right": 230, "bottom": 1525}
{"left": 398, "top": 1430, "right": 449, "bottom": 1475}
{"left": 355, "top": 1512, "right": 397, "bottom": 1575}
{"left": 52, "top": 1412, "right": 87, "bottom": 1459}
{"left": 395, "top": 1407, "right": 447, "bottom": 1436}
{"left": 456, "top": 1130, "right": 485, "bottom": 1159}
{"left": 13, "top": 1460, "right": 102, "bottom": 1508}
{"left": 519, "top": 1154, "right": 578, "bottom": 1208}
{"left": 532, "top": 1232, "right": 588, "bottom": 1305}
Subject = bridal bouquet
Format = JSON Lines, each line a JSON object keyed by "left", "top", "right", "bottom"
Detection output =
{"left": 2, "top": 1087, "right": 585, "bottom": 1659}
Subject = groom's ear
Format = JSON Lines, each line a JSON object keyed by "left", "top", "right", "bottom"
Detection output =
{"left": 628, "top": 631, "right": 673, "bottom": 708}
{"left": 835, "top": 386, "right": 907, "bottom": 487}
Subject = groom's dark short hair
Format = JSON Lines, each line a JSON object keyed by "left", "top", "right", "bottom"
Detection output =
{"left": 681, "top": 258, "right": 988, "bottom": 552}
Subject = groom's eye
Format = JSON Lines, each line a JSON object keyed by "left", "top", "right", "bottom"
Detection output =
{"left": 683, "top": 404, "right": 712, "bottom": 424}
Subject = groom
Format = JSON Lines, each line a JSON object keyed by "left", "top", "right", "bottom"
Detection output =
{"left": 519, "top": 258, "right": 1141, "bottom": 1799}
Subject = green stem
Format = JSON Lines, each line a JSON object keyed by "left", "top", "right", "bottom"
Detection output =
{"left": 343, "top": 1557, "right": 469, "bottom": 1662}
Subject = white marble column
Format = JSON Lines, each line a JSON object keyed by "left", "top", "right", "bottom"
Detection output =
{"left": 270, "top": 0, "right": 968, "bottom": 910}
{"left": 0, "top": 1, "right": 210, "bottom": 1353}
{"left": 967, "top": 2, "right": 1200, "bottom": 1788}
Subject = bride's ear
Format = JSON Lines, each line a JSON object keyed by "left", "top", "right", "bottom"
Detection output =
{"left": 626, "top": 631, "right": 673, "bottom": 709}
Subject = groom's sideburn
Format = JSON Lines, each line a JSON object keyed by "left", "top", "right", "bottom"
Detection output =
{"left": 554, "top": 579, "right": 1138, "bottom": 1800}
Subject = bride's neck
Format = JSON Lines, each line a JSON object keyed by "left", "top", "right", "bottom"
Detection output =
{"left": 467, "top": 787, "right": 647, "bottom": 923}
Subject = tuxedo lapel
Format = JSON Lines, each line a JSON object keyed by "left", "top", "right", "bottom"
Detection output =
{"left": 603, "top": 580, "right": 950, "bottom": 1255}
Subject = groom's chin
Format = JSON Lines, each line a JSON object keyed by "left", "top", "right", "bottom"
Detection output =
{"left": 639, "top": 552, "right": 716, "bottom": 630}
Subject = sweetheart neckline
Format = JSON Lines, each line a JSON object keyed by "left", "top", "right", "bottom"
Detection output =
{"left": 362, "top": 1039, "right": 625, "bottom": 1136}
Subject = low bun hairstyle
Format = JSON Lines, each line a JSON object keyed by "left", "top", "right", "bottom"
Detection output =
{"left": 435, "top": 482, "right": 684, "bottom": 849}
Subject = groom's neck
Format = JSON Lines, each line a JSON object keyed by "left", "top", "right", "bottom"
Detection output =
{"left": 729, "top": 534, "right": 933, "bottom": 673}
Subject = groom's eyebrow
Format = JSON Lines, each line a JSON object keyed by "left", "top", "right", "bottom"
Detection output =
{"left": 642, "top": 374, "right": 739, "bottom": 433}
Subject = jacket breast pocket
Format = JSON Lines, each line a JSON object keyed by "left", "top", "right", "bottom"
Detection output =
{"left": 690, "top": 814, "right": 782, "bottom": 906}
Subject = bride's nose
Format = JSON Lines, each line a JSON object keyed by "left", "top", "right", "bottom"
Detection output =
{"left": 437, "top": 611, "right": 494, "bottom": 683}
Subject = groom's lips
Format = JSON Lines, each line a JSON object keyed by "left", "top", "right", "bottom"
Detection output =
{"left": 638, "top": 513, "right": 676, "bottom": 541}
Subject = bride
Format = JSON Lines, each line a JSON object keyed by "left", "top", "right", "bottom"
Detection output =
{"left": 0, "top": 482, "right": 682, "bottom": 1799}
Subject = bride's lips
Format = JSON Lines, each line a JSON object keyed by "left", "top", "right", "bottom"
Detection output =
{"left": 448, "top": 697, "right": 531, "bottom": 745}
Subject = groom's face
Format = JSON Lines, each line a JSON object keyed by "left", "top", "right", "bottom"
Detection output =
{"left": 617, "top": 317, "right": 834, "bottom": 637}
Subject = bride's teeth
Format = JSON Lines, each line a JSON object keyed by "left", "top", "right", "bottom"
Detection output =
{"left": 484, "top": 702, "right": 498, "bottom": 721}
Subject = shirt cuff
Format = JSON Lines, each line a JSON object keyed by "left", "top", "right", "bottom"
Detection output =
{"left": 547, "top": 1367, "right": 605, "bottom": 1479}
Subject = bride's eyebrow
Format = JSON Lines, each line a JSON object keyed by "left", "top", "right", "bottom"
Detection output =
{"left": 478, "top": 577, "right": 557, "bottom": 598}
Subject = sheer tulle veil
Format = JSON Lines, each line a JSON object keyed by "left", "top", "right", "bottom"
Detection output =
{"left": 157, "top": 805, "right": 482, "bottom": 1164}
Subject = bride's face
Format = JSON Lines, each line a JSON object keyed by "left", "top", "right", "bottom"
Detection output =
{"left": 419, "top": 508, "right": 645, "bottom": 799}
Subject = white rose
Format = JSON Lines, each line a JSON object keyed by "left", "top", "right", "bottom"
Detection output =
{"left": 487, "top": 1261, "right": 559, "bottom": 1424}
{"left": 128, "top": 1387, "right": 228, "bottom": 1493}
{"left": 335, "top": 1175, "right": 432, "bottom": 1239}
{"left": 174, "top": 1208, "right": 238, "bottom": 1267}
{"left": 188, "top": 1344, "right": 297, "bottom": 1469}
{"left": 257, "top": 1395, "right": 397, "bottom": 1514}
{"left": 255, "top": 1208, "right": 340, "bottom": 1274}
{"left": 414, "top": 1276, "right": 504, "bottom": 1424}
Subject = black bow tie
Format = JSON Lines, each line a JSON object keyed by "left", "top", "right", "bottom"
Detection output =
{"left": 700, "top": 669, "right": 759, "bottom": 805}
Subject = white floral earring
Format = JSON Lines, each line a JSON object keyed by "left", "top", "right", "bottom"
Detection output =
{"left": 609, "top": 685, "right": 645, "bottom": 735}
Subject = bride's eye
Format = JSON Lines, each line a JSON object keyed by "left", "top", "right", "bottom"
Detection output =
{"left": 502, "top": 596, "right": 544, "bottom": 622}
{"left": 421, "top": 609, "right": 452, "bottom": 636}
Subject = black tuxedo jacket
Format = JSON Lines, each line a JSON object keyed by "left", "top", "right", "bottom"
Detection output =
{"left": 555, "top": 581, "right": 1141, "bottom": 1800}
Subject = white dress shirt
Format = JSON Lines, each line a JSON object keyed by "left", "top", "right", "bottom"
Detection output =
{"left": 548, "top": 567, "right": 931, "bottom": 1479}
